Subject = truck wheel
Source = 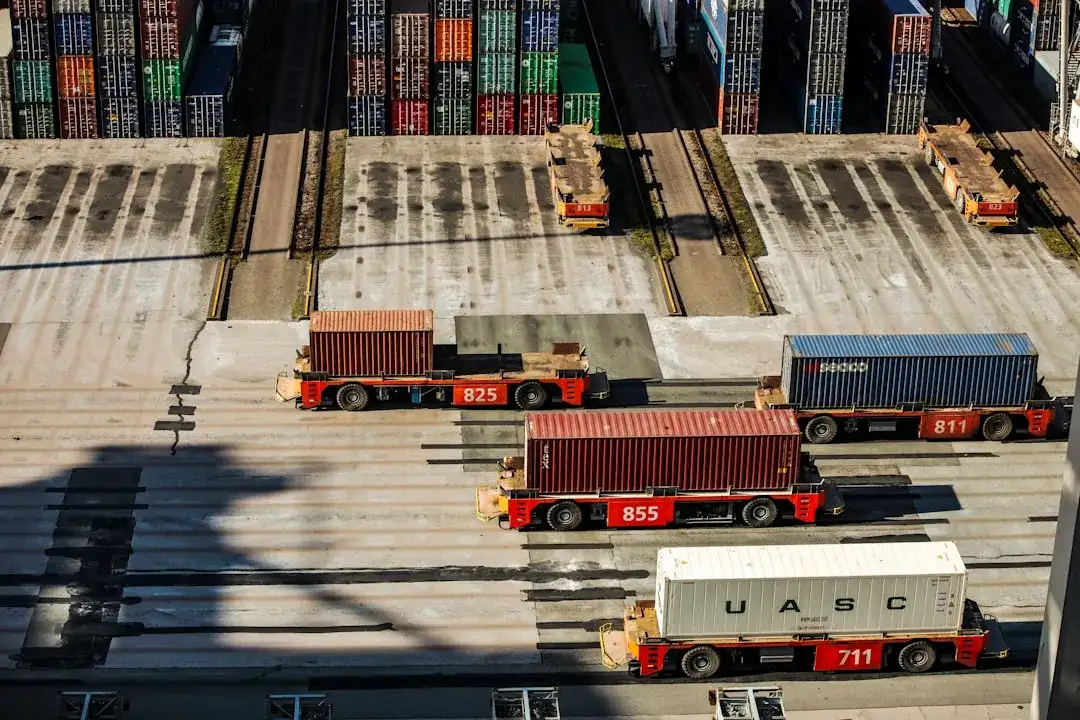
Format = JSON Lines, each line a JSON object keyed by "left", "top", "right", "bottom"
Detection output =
{"left": 804, "top": 415, "right": 839, "bottom": 444}
{"left": 897, "top": 641, "right": 937, "bottom": 673}
{"left": 336, "top": 384, "right": 369, "bottom": 411}
{"left": 982, "top": 413, "right": 1014, "bottom": 441}
{"left": 741, "top": 498, "right": 779, "bottom": 528}
{"left": 515, "top": 382, "right": 549, "bottom": 410}
{"left": 680, "top": 646, "right": 722, "bottom": 679}
{"left": 546, "top": 501, "right": 583, "bottom": 531}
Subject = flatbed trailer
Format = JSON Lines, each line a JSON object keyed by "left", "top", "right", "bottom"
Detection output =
{"left": 918, "top": 118, "right": 1019, "bottom": 227}
{"left": 546, "top": 119, "right": 610, "bottom": 230}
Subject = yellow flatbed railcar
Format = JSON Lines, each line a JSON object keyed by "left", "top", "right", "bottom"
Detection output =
{"left": 545, "top": 119, "right": 610, "bottom": 230}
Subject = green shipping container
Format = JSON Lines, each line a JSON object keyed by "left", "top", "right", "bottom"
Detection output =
{"left": 558, "top": 43, "right": 600, "bottom": 132}
{"left": 477, "top": 52, "right": 517, "bottom": 94}
{"left": 478, "top": 10, "right": 517, "bottom": 53}
{"left": 520, "top": 52, "right": 558, "bottom": 94}
{"left": 142, "top": 13, "right": 201, "bottom": 101}
{"left": 434, "top": 97, "right": 472, "bottom": 135}
{"left": 13, "top": 61, "right": 53, "bottom": 104}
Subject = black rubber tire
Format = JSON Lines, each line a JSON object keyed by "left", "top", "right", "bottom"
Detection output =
{"left": 804, "top": 415, "right": 839, "bottom": 444}
{"left": 981, "top": 413, "right": 1014, "bottom": 441}
{"left": 741, "top": 498, "right": 779, "bottom": 528}
{"left": 546, "top": 501, "right": 583, "bottom": 531}
{"left": 514, "top": 382, "right": 549, "bottom": 410}
{"left": 336, "top": 384, "right": 369, "bottom": 411}
{"left": 897, "top": 641, "right": 937, "bottom": 673}
{"left": 680, "top": 646, "right": 722, "bottom": 680}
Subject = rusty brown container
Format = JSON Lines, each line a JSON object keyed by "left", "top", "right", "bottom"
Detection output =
{"left": 308, "top": 309, "right": 435, "bottom": 377}
{"left": 523, "top": 409, "right": 802, "bottom": 495}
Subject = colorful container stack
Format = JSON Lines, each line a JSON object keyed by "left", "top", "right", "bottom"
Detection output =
{"left": 518, "top": 0, "right": 558, "bottom": 134}
{"left": 140, "top": 0, "right": 205, "bottom": 137}
{"left": 557, "top": 42, "right": 598, "bottom": 130}
{"left": 476, "top": 0, "right": 516, "bottom": 134}
{"left": 184, "top": 23, "right": 241, "bottom": 136}
{"left": 12, "top": 0, "right": 58, "bottom": 138}
{"left": 55, "top": 0, "right": 98, "bottom": 137}
{"left": 347, "top": 0, "right": 388, "bottom": 136}
{"left": 0, "top": 10, "right": 14, "bottom": 139}
{"left": 700, "top": 0, "right": 764, "bottom": 134}
{"left": 432, "top": 0, "right": 472, "bottom": 135}
{"left": 96, "top": 0, "right": 140, "bottom": 138}
{"left": 389, "top": 0, "right": 430, "bottom": 135}
{"left": 858, "top": 0, "right": 931, "bottom": 134}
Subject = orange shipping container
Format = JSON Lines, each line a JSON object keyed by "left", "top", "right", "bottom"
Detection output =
{"left": 434, "top": 19, "right": 472, "bottom": 62}
{"left": 57, "top": 55, "right": 96, "bottom": 99}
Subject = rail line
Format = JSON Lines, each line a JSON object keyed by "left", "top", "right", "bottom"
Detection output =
{"left": 580, "top": 0, "right": 683, "bottom": 316}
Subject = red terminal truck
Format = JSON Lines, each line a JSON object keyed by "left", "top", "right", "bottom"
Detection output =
{"left": 754, "top": 333, "right": 1072, "bottom": 443}
{"left": 599, "top": 542, "right": 1010, "bottom": 679}
{"left": 276, "top": 309, "right": 610, "bottom": 411}
{"left": 476, "top": 408, "right": 844, "bottom": 531}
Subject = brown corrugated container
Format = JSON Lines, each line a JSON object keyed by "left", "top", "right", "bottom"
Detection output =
{"left": 523, "top": 409, "right": 802, "bottom": 495}
{"left": 308, "top": 309, "right": 436, "bottom": 377}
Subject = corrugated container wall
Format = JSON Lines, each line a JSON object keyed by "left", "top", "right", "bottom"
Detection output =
{"left": 307, "top": 309, "right": 436, "bottom": 376}
{"left": 522, "top": 409, "right": 804, "bottom": 495}
{"left": 0, "top": 10, "right": 13, "bottom": 139}
{"left": 779, "top": 333, "right": 1039, "bottom": 410}
{"left": 654, "top": 543, "right": 968, "bottom": 640}
{"left": 100, "top": 95, "right": 140, "bottom": 137}
{"left": 59, "top": 96, "right": 98, "bottom": 137}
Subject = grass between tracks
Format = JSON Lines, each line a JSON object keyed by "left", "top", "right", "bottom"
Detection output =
{"left": 204, "top": 137, "right": 247, "bottom": 256}
{"left": 316, "top": 129, "right": 347, "bottom": 260}
{"left": 701, "top": 132, "right": 767, "bottom": 258}
{"left": 601, "top": 133, "right": 675, "bottom": 261}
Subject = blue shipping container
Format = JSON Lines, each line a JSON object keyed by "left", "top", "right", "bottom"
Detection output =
{"left": 779, "top": 334, "right": 1039, "bottom": 410}
{"left": 100, "top": 96, "right": 141, "bottom": 138}
{"left": 12, "top": 18, "right": 51, "bottom": 61}
{"left": 804, "top": 93, "right": 843, "bottom": 133}
{"left": 97, "top": 55, "right": 139, "bottom": 97}
{"left": 521, "top": 9, "right": 559, "bottom": 52}
{"left": 348, "top": 94, "right": 388, "bottom": 136}
{"left": 54, "top": 13, "right": 93, "bottom": 56}
{"left": 348, "top": 15, "right": 386, "bottom": 55}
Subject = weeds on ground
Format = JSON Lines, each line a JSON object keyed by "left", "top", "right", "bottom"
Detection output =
{"left": 317, "top": 129, "right": 348, "bottom": 260}
{"left": 703, "top": 133, "right": 767, "bottom": 257}
{"left": 203, "top": 137, "right": 247, "bottom": 255}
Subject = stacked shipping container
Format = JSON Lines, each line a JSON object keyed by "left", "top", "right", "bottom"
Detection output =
{"left": 433, "top": 0, "right": 472, "bottom": 135}
{"left": 390, "top": 0, "right": 430, "bottom": 135}
{"left": 0, "top": 10, "right": 14, "bottom": 139}
{"left": 140, "top": 0, "right": 205, "bottom": 137}
{"left": 55, "top": 0, "right": 98, "bottom": 138}
{"left": 476, "top": 0, "right": 516, "bottom": 134}
{"left": 700, "top": 0, "right": 764, "bottom": 134}
{"left": 557, "top": 42, "right": 598, "bottom": 130}
{"left": 519, "top": 0, "right": 558, "bottom": 134}
{"left": 97, "top": 0, "right": 142, "bottom": 138}
{"left": 184, "top": 23, "right": 240, "bottom": 135}
{"left": 12, "top": 0, "right": 58, "bottom": 137}
{"left": 348, "top": 0, "right": 389, "bottom": 136}
{"left": 855, "top": 0, "right": 931, "bottom": 134}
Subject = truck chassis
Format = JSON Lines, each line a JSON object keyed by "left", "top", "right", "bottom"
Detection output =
{"left": 599, "top": 599, "right": 1008, "bottom": 679}
{"left": 477, "top": 458, "right": 844, "bottom": 531}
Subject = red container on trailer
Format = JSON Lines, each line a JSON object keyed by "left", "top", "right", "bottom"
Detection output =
{"left": 434, "top": 18, "right": 472, "bottom": 61}
{"left": 476, "top": 94, "right": 515, "bottom": 135}
{"left": 522, "top": 409, "right": 802, "bottom": 495}
{"left": 308, "top": 309, "right": 435, "bottom": 377}
{"left": 349, "top": 55, "right": 387, "bottom": 96}
{"left": 57, "top": 56, "right": 97, "bottom": 98}
{"left": 518, "top": 93, "right": 558, "bottom": 135}
{"left": 391, "top": 57, "right": 430, "bottom": 99}
{"left": 391, "top": 99, "right": 430, "bottom": 135}
{"left": 10, "top": 0, "right": 48, "bottom": 19}
{"left": 59, "top": 97, "right": 100, "bottom": 139}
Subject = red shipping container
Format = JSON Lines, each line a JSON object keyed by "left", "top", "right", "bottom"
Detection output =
{"left": 518, "top": 93, "right": 558, "bottom": 135}
{"left": 349, "top": 55, "right": 387, "bottom": 96}
{"left": 391, "top": 99, "right": 430, "bottom": 135}
{"left": 522, "top": 409, "right": 803, "bottom": 495}
{"left": 476, "top": 94, "right": 515, "bottom": 135}
{"left": 434, "top": 19, "right": 472, "bottom": 62}
{"left": 140, "top": 1, "right": 198, "bottom": 59}
{"left": 308, "top": 310, "right": 435, "bottom": 377}
{"left": 718, "top": 89, "right": 759, "bottom": 135}
{"left": 11, "top": 0, "right": 48, "bottom": 19}
{"left": 57, "top": 56, "right": 97, "bottom": 99}
{"left": 391, "top": 13, "right": 431, "bottom": 58}
{"left": 391, "top": 57, "right": 430, "bottom": 99}
{"left": 59, "top": 98, "right": 100, "bottom": 139}
{"left": 889, "top": 14, "right": 932, "bottom": 55}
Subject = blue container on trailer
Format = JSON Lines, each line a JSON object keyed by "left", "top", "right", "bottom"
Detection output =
{"left": 97, "top": 56, "right": 139, "bottom": 98}
{"left": 54, "top": 13, "right": 93, "bottom": 56}
{"left": 805, "top": 93, "right": 842, "bottom": 133}
{"left": 779, "top": 334, "right": 1039, "bottom": 410}
{"left": 348, "top": 15, "right": 385, "bottom": 55}
{"left": 521, "top": 9, "right": 559, "bottom": 53}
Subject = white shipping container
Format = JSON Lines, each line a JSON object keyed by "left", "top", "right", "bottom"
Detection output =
{"left": 654, "top": 543, "right": 967, "bottom": 641}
